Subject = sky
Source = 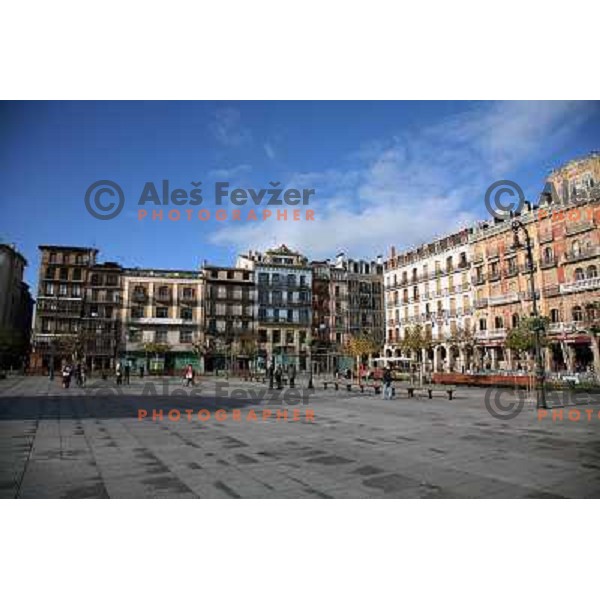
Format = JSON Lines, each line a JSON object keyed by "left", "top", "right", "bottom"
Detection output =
{"left": 1, "top": 100, "right": 599, "bottom": 294}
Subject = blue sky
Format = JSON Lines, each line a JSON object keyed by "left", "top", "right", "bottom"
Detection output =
{"left": 1, "top": 100, "right": 599, "bottom": 293}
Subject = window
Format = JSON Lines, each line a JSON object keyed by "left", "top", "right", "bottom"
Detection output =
{"left": 299, "top": 331, "right": 307, "bottom": 344}
{"left": 572, "top": 306, "right": 583, "bottom": 322}
{"left": 575, "top": 268, "right": 585, "bottom": 281}
{"left": 494, "top": 316, "right": 504, "bottom": 329}
{"left": 587, "top": 265, "right": 598, "bottom": 279}
{"left": 156, "top": 307, "right": 168, "bottom": 318}
{"left": 181, "top": 308, "right": 193, "bottom": 321}
{"left": 258, "top": 329, "right": 267, "bottom": 343}
{"left": 300, "top": 275, "right": 306, "bottom": 286}
{"left": 286, "top": 331, "right": 294, "bottom": 344}
{"left": 158, "top": 286, "right": 169, "bottom": 298}
{"left": 572, "top": 241, "right": 581, "bottom": 257}
{"left": 73, "top": 268, "right": 82, "bottom": 281}
{"left": 59, "top": 267, "right": 68, "bottom": 280}
{"left": 287, "top": 274, "right": 296, "bottom": 286}
{"left": 180, "top": 330, "right": 193, "bottom": 343}
{"left": 132, "top": 306, "right": 144, "bottom": 319}
{"left": 550, "top": 309, "right": 560, "bottom": 324}
{"left": 272, "top": 330, "right": 281, "bottom": 344}
{"left": 155, "top": 330, "right": 168, "bottom": 343}
{"left": 511, "top": 314, "right": 519, "bottom": 328}
{"left": 543, "top": 247, "right": 553, "bottom": 262}
{"left": 479, "top": 318, "right": 487, "bottom": 331}
{"left": 90, "top": 274, "right": 100, "bottom": 286}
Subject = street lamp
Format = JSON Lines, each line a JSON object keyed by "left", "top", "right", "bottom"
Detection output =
{"left": 512, "top": 219, "right": 547, "bottom": 410}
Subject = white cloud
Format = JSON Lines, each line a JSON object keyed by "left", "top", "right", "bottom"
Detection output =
{"left": 209, "top": 101, "right": 591, "bottom": 260}
{"left": 264, "top": 141, "right": 275, "bottom": 159}
{"left": 208, "top": 164, "right": 252, "bottom": 178}
{"left": 209, "top": 107, "right": 251, "bottom": 147}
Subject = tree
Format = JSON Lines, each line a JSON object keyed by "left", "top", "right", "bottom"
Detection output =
{"left": 505, "top": 316, "right": 549, "bottom": 370}
{"left": 344, "top": 334, "right": 379, "bottom": 382}
{"left": 400, "top": 325, "right": 432, "bottom": 383}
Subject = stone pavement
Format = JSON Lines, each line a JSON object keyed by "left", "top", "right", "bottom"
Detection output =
{"left": 1, "top": 375, "right": 599, "bottom": 498}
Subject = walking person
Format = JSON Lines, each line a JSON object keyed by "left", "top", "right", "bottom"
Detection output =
{"left": 382, "top": 367, "right": 393, "bottom": 400}
{"left": 184, "top": 363, "right": 195, "bottom": 387}
{"left": 124, "top": 362, "right": 131, "bottom": 385}
{"left": 115, "top": 362, "right": 123, "bottom": 386}
{"left": 139, "top": 364, "right": 144, "bottom": 379}
{"left": 275, "top": 365, "right": 282, "bottom": 390}
{"left": 62, "top": 364, "right": 72, "bottom": 389}
{"left": 289, "top": 363, "right": 296, "bottom": 388}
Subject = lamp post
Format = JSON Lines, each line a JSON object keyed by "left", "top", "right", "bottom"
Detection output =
{"left": 511, "top": 219, "right": 547, "bottom": 410}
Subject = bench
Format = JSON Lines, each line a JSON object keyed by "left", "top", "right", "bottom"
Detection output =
{"left": 402, "top": 386, "right": 454, "bottom": 400}
{"left": 360, "top": 383, "right": 382, "bottom": 394}
{"left": 323, "top": 381, "right": 340, "bottom": 391}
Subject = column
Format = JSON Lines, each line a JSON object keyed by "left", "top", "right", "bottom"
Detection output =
{"left": 433, "top": 346, "right": 441, "bottom": 373}
{"left": 491, "top": 347, "right": 498, "bottom": 370}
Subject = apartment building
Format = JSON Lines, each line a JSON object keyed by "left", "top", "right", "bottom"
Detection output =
{"left": 237, "top": 244, "right": 312, "bottom": 370}
{"left": 202, "top": 265, "right": 255, "bottom": 373}
{"left": 121, "top": 268, "right": 204, "bottom": 373}
{"left": 82, "top": 261, "right": 123, "bottom": 371}
{"left": 311, "top": 253, "right": 384, "bottom": 371}
{"left": 0, "top": 243, "right": 34, "bottom": 369}
{"left": 30, "top": 245, "right": 98, "bottom": 373}
{"left": 472, "top": 159, "right": 600, "bottom": 374}
{"left": 384, "top": 230, "right": 473, "bottom": 372}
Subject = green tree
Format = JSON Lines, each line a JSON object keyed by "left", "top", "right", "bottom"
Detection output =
{"left": 505, "top": 316, "right": 549, "bottom": 370}
{"left": 344, "top": 334, "right": 379, "bottom": 382}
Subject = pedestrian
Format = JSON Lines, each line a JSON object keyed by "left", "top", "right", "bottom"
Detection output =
{"left": 139, "top": 364, "right": 144, "bottom": 379}
{"left": 184, "top": 363, "right": 194, "bottom": 387}
{"left": 382, "top": 367, "right": 393, "bottom": 400}
{"left": 62, "top": 364, "right": 71, "bottom": 389}
{"left": 75, "top": 362, "right": 83, "bottom": 387}
{"left": 80, "top": 363, "right": 87, "bottom": 387}
{"left": 289, "top": 363, "right": 296, "bottom": 388}
{"left": 124, "top": 362, "right": 130, "bottom": 384}
{"left": 275, "top": 365, "right": 282, "bottom": 390}
{"left": 115, "top": 362, "right": 123, "bottom": 386}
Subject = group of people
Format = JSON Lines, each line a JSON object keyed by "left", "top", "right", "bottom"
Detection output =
{"left": 60, "top": 363, "right": 87, "bottom": 389}
{"left": 267, "top": 363, "right": 296, "bottom": 388}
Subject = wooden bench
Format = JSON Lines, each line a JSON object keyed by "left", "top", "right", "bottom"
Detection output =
{"left": 402, "top": 386, "right": 455, "bottom": 400}
{"left": 360, "top": 383, "right": 382, "bottom": 394}
{"left": 323, "top": 381, "right": 340, "bottom": 391}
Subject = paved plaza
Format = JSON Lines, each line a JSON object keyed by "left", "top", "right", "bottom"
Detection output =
{"left": 1, "top": 375, "right": 599, "bottom": 498}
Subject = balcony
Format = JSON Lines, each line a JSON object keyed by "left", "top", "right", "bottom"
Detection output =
{"left": 129, "top": 317, "right": 185, "bottom": 325}
{"left": 488, "top": 271, "right": 501, "bottom": 282}
{"left": 540, "top": 257, "right": 557, "bottom": 269}
{"left": 475, "top": 328, "right": 506, "bottom": 340}
{"left": 179, "top": 295, "right": 198, "bottom": 305}
{"left": 565, "top": 220, "right": 595, "bottom": 236}
{"left": 132, "top": 292, "right": 149, "bottom": 303}
{"left": 488, "top": 292, "right": 519, "bottom": 306}
{"left": 560, "top": 276, "right": 600, "bottom": 294}
{"left": 471, "top": 274, "right": 486, "bottom": 286}
{"left": 473, "top": 254, "right": 484, "bottom": 264}
{"left": 504, "top": 266, "right": 519, "bottom": 278}
{"left": 520, "top": 263, "right": 536, "bottom": 274}
{"left": 474, "top": 298, "right": 488, "bottom": 309}
{"left": 564, "top": 247, "right": 600, "bottom": 263}
{"left": 155, "top": 294, "right": 173, "bottom": 304}
{"left": 542, "top": 285, "right": 561, "bottom": 298}
{"left": 538, "top": 230, "right": 553, "bottom": 244}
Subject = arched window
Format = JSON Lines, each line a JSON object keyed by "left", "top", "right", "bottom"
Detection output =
{"left": 512, "top": 313, "right": 519, "bottom": 328}
{"left": 572, "top": 241, "right": 581, "bottom": 257}
{"left": 494, "top": 316, "right": 504, "bottom": 329}
{"left": 543, "top": 247, "right": 553, "bottom": 262}
{"left": 572, "top": 306, "right": 583, "bottom": 322}
{"left": 587, "top": 265, "right": 598, "bottom": 279}
{"left": 575, "top": 268, "right": 585, "bottom": 281}
{"left": 550, "top": 308, "right": 560, "bottom": 323}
